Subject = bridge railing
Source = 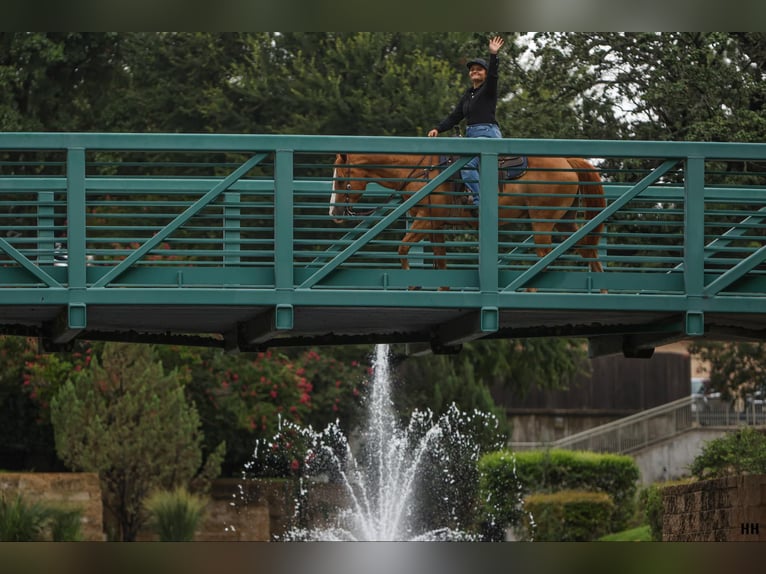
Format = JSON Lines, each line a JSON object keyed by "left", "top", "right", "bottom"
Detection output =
{"left": 1, "top": 133, "right": 765, "bottom": 348}
{"left": 1, "top": 133, "right": 764, "bottom": 291}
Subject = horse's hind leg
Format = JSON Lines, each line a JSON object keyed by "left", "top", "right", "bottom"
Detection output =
{"left": 429, "top": 231, "right": 451, "bottom": 291}
{"left": 553, "top": 219, "right": 607, "bottom": 293}
{"left": 554, "top": 220, "right": 603, "bottom": 273}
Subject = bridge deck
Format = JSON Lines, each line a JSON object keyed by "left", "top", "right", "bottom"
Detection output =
{"left": 1, "top": 133, "right": 765, "bottom": 356}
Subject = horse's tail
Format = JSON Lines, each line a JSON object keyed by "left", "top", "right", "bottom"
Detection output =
{"left": 567, "top": 157, "right": 606, "bottom": 247}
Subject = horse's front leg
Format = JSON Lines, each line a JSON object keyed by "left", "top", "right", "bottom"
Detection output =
{"left": 399, "top": 219, "right": 434, "bottom": 290}
{"left": 398, "top": 217, "right": 433, "bottom": 270}
{"left": 398, "top": 230, "right": 425, "bottom": 271}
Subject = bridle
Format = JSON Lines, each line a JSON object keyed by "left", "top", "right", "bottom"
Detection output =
{"left": 333, "top": 154, "right": 434, "bottom": 218}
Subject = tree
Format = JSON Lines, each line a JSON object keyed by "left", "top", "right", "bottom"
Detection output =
{"left": 509, "top": 33, "right": 766, "bottom": 142}
{"left": 688, "top": 340, "right": 766, "bottom": 402}
{"left": 104, "top": 32, "right": 256, "bottom": 133}
{"left": 0, "top": 32, "right": 124, "bottom": 132}
{"left": 228, "top": 32, "right": 475, "bottom": 136}
{"left": 49, "top": 342, "right": 224, "bottom": 541}
{"left": 394, "top": 338, "right": 589, "bottom": 436}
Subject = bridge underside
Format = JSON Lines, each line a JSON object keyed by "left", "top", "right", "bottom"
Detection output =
{"left": 1, "top": 303, "right": 764, "bottom": 358}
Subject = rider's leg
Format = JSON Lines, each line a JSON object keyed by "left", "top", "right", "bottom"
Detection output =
{"left": 463, "top": 124, "right": 503, "bottom": 207}
{"left": 461, "top": 157, "right": 480, "bottom": 206}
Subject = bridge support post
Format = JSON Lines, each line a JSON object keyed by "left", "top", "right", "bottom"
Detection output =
{"left": 233, "top": 304, "right": 295, "bottom": 350}
{"left": 686, "top": 310, "right": 705, "bottom": 336}
{"left": 433, "top": 306, "right": 498, "bottom": 347}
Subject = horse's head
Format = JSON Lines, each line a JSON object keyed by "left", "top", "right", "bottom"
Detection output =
{"left": 329, "top": 153, "right": 364, "bottom": 223}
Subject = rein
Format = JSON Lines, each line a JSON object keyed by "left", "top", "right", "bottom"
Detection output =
{"left": 338, "top": 155, "right": 434, "bottom": 218}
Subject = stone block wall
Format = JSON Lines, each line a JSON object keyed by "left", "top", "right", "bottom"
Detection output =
{"left": 0, "top": 472, "right": 104, "bottom": 541}
{"left": 3, "top": 473, "right": 344, "bottom": 542}
{"left": 198, "top": 478, "right": 347, "bottom": 541}
{"left": 662, "top": 474, "right": 766, "bottom": 541}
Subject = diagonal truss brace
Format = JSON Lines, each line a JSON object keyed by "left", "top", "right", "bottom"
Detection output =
{"left": 502, "top": 159, "right": 680, "bottom": 292}
{"left": 92, "top": 153, "right": 268, "bottom": 288}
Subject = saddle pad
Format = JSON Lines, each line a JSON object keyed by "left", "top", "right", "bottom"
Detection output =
{"left": 499, "top": 155, "right": 527, "bottom": 180}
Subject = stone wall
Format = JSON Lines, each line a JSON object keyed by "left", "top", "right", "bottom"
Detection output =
{"left": 145, "top": 478, "right": 345, "bottom": 541}
{"left": 662, "top": 474, "right": 766, "bottom": 541}
{"left": 3, "top": 473, "right": 344, "bottom": 542}
{"left": 0, "top": 472, "right": 103, "bottom": 541}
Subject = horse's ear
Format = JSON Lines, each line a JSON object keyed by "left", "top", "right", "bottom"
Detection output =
{"left": 336, "top": 153, "right": 347, "bottom": 164}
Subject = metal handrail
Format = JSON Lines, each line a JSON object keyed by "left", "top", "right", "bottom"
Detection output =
{"left": 510, "top": 396, "right": 766, "bottom": 454}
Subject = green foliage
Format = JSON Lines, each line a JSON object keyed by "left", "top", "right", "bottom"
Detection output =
{"left": 688, "top": 341, "right": 766, "bottom": 402}
{"left": 144, "top": 487, "right": 208, "bottom": 541}
{"left": 394, "top": 349, "right": 509, "bottom": 434}
{"left": 48, "top": 507, "right": 85, "bottom": 541}
{"left": 0, "top": 32, "right": 123, "bottom": 132}
{"left": 394, "top": 337, "right": 588, "bottom": 438}
{"left": 406, "top": 405, "right": 506, "bottom": 536}
{"left": 598, "top": 524, "right": 652, "bottom": 542}
{"left": 478, "top": 449, "right": 640, "bottom": 532}
{"left": 49, "top": 342, "right": 225, "bottom": 541}
{"left": 0, "top": 493, "right": 83, "bottom": 541}
{"left": 0, "top": 493, "right": 52, "bottom": 541}
{"left": 518, "top": 33, "right": 766, "bottom": 143}
{"left": 182, "top": 346, "right": 368, "bottom": 476}
{"left": 638, "top": 483, "right": 664, "bottom": 541}
{"left": 466, "top": 338, "right": 589, "bottom": 399}
{"left": 690, "top": 427, "right": 766, "bottom": 479}
{"left": 477, "top": 451, "right": 527, "bottom": 530}
{"left": 0, "top": 336, "right": 62, "bottom": 470}
{"left": 523, "top": 490, "right": 615, "bottom": 541}
{"left": 637, "top": 478, "right": 694, "bottom": 541}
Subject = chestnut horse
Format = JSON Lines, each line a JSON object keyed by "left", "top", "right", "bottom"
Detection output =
{"left": 329, "top": 153, "right": 605, "bottom": 275}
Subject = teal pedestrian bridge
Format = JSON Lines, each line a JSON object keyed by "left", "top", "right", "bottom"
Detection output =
{"left": 1, "top": 133, "right": 765, "bottom": 357}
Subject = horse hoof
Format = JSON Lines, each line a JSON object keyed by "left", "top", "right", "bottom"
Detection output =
{"left": 408, "top": 285, "right": 422, "bottom": 291}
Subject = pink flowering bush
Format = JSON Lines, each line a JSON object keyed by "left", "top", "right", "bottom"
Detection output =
{"left": 7, "top": 337, "right": 369, "bottom": 477}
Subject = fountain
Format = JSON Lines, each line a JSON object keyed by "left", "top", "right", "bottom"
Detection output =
{"left": 241, "top": 343, "right": 507, "bottom": 541}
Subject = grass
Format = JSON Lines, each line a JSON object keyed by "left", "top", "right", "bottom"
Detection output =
{"left": 598, "top": 524, "right": 652, "bottom": 541}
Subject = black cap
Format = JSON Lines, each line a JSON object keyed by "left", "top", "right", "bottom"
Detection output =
{"left": 466, "top": 58, "right": 488, "bottom": 71}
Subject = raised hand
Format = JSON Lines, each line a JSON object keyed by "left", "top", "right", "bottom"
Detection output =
{"left": 489, "top": 35, "right": 504, "bottom": 54}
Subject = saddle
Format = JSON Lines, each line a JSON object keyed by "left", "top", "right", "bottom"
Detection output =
{"left": 438, "top": 155, "right": 528, "bottom": 201}
{"left": 498, "top": 155, "right": 527, "bottom": 180}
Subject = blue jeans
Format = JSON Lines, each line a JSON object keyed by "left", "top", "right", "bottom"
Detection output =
{"left": 463, "top": 123, "right": 502, "bottom": 205}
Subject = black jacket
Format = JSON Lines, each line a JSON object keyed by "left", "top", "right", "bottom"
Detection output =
{"left": 434, "top": 53, "right": 500, "bottom": 133}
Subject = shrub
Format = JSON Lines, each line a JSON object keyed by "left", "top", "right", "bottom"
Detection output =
{"left": 478, "top": 448, "right": 639, "bottom": 531}
{"left": 690, "top": 427, "right": 766, "bottom": 479}
{"left": 638, "top": 483, "right": 663, "bottom": 541}
{"left": 478, "top": 450, "right": 527, "bottom": 529}
{"left": 522, "top": 490, "right": 615, "bottom": 541}
{"left": 144, "top": 487, "right": 208, "bottom": 541}
{"left": 638, "top": 478, "right": 695, "bottom": 541}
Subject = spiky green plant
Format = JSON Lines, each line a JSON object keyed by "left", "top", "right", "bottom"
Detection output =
{"left": 49, "top": 507, "right": 84, "bottom": 541}
{"left": 0, "top": 494, "right": 85, "bottom": 541}
{"left": 0, "top": 494, "right": 53, "bottom": 541}
{"left": 144, "top": 487, "right": 208, "bottom": 541}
